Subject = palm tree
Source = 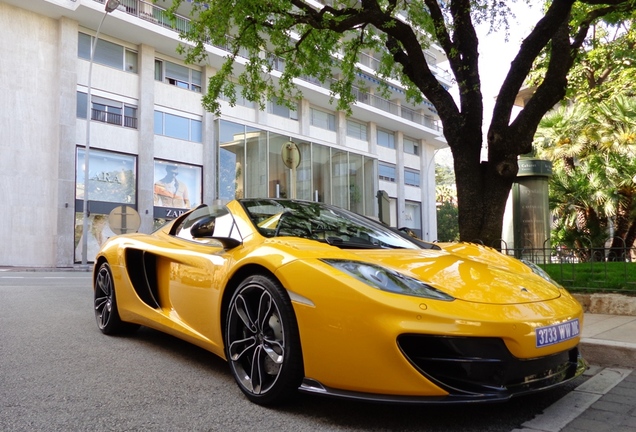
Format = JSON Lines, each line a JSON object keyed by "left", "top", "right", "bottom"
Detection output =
{"left": 535, "top": 97, "right": 636, "bottom": 261}
{"left": 593, "top": 96, "right": 636, "bottom": 260}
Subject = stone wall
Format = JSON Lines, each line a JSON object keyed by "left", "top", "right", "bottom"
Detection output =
{"left": 572, "top": 293, "right": 636, "bottom": 316}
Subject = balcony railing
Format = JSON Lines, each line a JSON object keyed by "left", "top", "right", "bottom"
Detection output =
{"left": 96, "top": 0, "right": 442, "bottom": 132}
{"left": 91, "top": 108, "right": 138, "bottom": 129}
{"left": 358, "top": 51, "right": 453, "bottom": 83}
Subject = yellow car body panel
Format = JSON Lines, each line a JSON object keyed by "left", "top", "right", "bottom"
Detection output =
{"left": 94, "top": 199, "right": 585, "bottom": 404}
{"left": 273, "top": 257, "right": 582, "bottom": 396}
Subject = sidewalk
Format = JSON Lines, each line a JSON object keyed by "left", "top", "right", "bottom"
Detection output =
{"left": 580, "top": 313, "right": 636, "bottom": 368}
{"left": 515, "top": 305, "right": 636, "bottom": 432}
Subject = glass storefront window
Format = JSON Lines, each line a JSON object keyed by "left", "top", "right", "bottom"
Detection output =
{"left": 218, "top": 120, "right": 267, "bottom": 200}
{"left": 219, "top": 120, "right": 246, "bottom": 200}
{"left": 364, "top": 156, "right": 376, "bottom": 216}
{"left": 295, "top": 141, "right": 312, "bottom": 201}
{"left": 74, "top": 148, "right": 137, "bottom": 263}
{"left": 405, "top": 201, "right": 422, "bottom": 237}
{"left": 76, "top": 148, "right": 136, "bottom": 203}
{"left": 216, "top": 120, "right": 378, "bottom": 217}
{"left": 269, "top": 133, "right": 289, "bottom": 198}
{"left": 153, "top": 160, "right": 202, "bottom": 211}
{"left": 349, "top": 152, "right": 364, "bottom": 214}
{"left": 331, "top": 150, "right": 349, "bottom": 209}
{"left": 245, "top": 128, "right": 268, "bottom": 198}
{"left": 312, "top": 144, "right": 331, "bottom": 203}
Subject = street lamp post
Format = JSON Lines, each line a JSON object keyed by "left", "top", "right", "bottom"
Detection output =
{"left": 81, "top": 0, "right": 121, "bottom": 266}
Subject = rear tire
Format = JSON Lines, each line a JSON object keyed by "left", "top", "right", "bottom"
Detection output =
{"left": 225, "top": 274, "right": 304, "bottom": 405}
{"left": 94, "top": 262, "right": 139, "bottom": 335}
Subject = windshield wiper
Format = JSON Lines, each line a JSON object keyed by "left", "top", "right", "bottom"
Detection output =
{"left": 322, "top": 236, "right": 383, "bottom": 249}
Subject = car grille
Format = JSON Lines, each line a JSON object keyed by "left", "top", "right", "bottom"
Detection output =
{"left": 397, "top": 334, "right": 581, "bottom": 398}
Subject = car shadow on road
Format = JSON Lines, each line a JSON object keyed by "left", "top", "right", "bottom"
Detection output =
{"left": 114, "top": 325, "right": 587, "bottom": 432}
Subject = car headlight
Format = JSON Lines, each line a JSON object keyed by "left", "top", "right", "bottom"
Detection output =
{"left": 522, "top": 260, "right": 562, "bottom": 287}
{"left": 322, "top": 259, "right": 454, "bottom": 301}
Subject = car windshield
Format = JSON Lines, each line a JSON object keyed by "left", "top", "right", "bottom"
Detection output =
{"left": 239, "top": 198, "right": 420, "bottom": 250}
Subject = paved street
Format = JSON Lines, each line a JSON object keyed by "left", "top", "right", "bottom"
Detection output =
{"left": 0, "top": 272, "right": 606, "bottom": 431}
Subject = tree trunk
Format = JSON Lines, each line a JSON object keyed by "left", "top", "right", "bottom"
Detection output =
{"left": 607, "top": 195, "right": 634, "bottom": 261}
{"left": 451, "top": 136, "right": 516, "bottom": 247}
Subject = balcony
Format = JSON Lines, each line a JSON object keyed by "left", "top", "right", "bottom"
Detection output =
{"left": 91, "top": 108, "right": 138, "bottom": 129}
{"left": 97, "top": 0, "right": 442, "bottom": 132}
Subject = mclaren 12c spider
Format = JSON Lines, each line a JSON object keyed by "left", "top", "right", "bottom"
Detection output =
{"left": 93, "top": 198, "right": 586, "bottom": 405}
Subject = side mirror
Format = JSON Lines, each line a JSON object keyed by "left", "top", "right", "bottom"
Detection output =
{"left": 189, "top": 214, "right": 242, "bottom": 249}
{"left": 190, "top": 216, "right": 216, "bottom": 238}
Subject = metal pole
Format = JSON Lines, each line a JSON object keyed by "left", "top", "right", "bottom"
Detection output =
{"left": 81, "top": 0, "right": 120, "bottom": 266}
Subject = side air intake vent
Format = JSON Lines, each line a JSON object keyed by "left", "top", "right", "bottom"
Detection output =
{"left": 124, "top": 249, "right": 160, "bottom": 309}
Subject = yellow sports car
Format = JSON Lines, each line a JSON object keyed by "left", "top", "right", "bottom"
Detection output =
{"left": 93, "top": 198, "right": 586, "bottom": 405}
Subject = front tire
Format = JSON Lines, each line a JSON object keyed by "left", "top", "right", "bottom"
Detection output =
{"left": 94, "top": 262, "right": 138, "bottom": 335}
{"left": 225, "top": 274, "right": 303, "bottom": 405}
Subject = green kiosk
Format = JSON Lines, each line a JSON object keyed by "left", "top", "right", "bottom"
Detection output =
{"left": 506, "top": 159, "right": 553, "bottom": 261}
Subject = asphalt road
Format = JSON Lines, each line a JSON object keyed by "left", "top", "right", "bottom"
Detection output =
{"left": 0, "top": 272, "right": 587, "bottom": 432}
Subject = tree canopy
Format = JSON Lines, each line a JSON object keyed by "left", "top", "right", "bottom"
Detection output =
{"left": 530, "top": 4, "right": 636, "bottom": 104}
{"left": 165, "top": 0, "right": 636, "bottom": 246}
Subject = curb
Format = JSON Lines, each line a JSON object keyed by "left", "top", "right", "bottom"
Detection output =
{"left": 572, "top": 293, "right": 636, "bottom": 369}
{"left": 0, "top": 267, "right": 92, "bottom": 272}
{"left": 579, "top": 338, "right": 636, "bottom": 369}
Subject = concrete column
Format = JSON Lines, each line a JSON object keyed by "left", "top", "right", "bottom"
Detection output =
{"left": 420, "top": 143, "right": 437, "bottom": 241}
{"left": 368, "top": 122, "right": 378, "bottom": 154}
{"left": 56, "top": 17, "right": 80, "bottom": 266}
{"left": 299, "top": 99, "right": 311, "bottom": 136}
{"left": 336, "top": 111, "right": 347, "bottom": 147}
{"left": 202, "top": 65, "right": 217, "bottom": 204}
{"left": 395, "top": 131, "right": 405, "bottom": 228}
{"left": 137, "top": 44, "right": 156, "bottom": 233}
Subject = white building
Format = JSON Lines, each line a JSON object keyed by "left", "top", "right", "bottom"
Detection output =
{"left": 0, "top": 0, "right": 449, "bottom": 268}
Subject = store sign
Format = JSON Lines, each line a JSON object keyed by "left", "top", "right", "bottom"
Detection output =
{"left": 154, "top": 207, "right": 187, "bottom": 219}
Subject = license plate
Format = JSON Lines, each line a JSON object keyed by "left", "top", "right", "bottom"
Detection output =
{"left": 536, "top": 319, "right": 580, "bottom": 348}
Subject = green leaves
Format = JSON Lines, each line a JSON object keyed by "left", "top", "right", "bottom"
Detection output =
{"left": 535, "top": 96, "right": 636, "bottom": 248}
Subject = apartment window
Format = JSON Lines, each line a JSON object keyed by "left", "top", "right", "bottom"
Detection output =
{"left": 310, "top": 108, "right": 336, "bottom": 131}
{"left": 155, "top": 59, "right": 202, "bottom": 92}
{"left": 379, "top": 163, "right": 396, "bottom": 182}
{"left": 377, "top": 129, "right": 395, "bottom": 149}
{"left": 405, "top": 169, "right": 421, "bottom": 187}
{"left": 404, "top": 136, "right": 419, "bottom": 155}
{"left": 77, "top": 92, "right": 138, "bottom": 129}
{"left": 268, "top": 54, "right": 285, "bottom": 72}
{"left": 269, "top": 97, "right": 298, "bottom": 120}
{"left": 78, "top": 32, "right": 138, "bottom": 73}
{"left": 154, "top": 110, "right": 202, "bottom": 143}
{"left": 346, "top": 119, "right": 367, "bottom": 140}
{"left": 219, "top": 83, "right": 256, "bottom": 108}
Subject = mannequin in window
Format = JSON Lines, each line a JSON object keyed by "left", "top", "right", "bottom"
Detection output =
{"left": 154, "top": 165, "right": 191, "bottom": 208}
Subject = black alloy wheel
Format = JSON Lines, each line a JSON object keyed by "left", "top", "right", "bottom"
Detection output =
{"left": 225, "top": 274, "right": 303, "bottom": 405}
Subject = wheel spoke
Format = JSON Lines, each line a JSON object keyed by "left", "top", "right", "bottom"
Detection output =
{"left": 257, "top": 291, "right": 273, "bottom": 330}
{"left": 250, "top": 345, "right": 265, "bottom": 394}
{"left": 96, "top": 271, "right": 111, "bottom": 296}
{"left": 228, "top": 336, "right": 257, "bottom": 361}
{"left": 99, "top": 301, "right": 111, "bottom": 328}
{"left": 233, "top": 294, "right": 258, "bottom": 333}
{"left": 262, "top": 339, "right": 284, "bottom": 364}
{"left": 94, "top": 295, "right": 108, "bottom": 311}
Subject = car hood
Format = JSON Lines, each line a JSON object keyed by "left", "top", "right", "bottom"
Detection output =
{"left": 350, "top": 243, "right": 561, "bottom": 305}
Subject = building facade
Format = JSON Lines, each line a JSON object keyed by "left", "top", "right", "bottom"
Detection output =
{"left": 0, "top": 0, "right": 449, "bottom": 267}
